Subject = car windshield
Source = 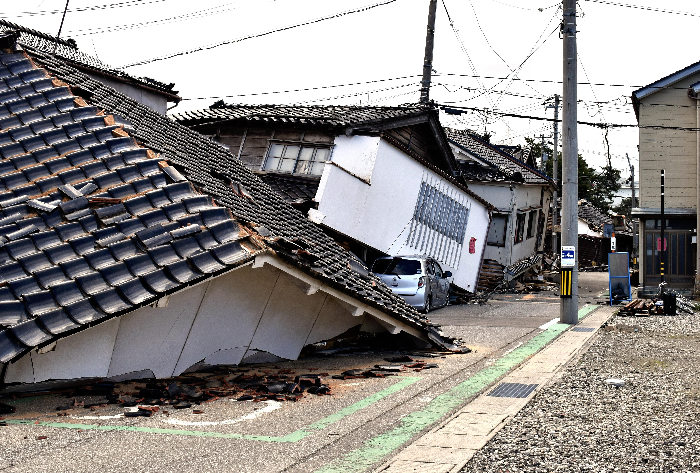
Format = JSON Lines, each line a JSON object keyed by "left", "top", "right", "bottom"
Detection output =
{"left": 372, "top": 258, "right": 421, "bottom": 275}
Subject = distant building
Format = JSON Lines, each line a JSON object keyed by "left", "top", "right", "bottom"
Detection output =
{"left": 445, "top": 129, "right": 555, "bottom": 289}
{"left": 631, "top": 61, "right": 700, "bottom": 295}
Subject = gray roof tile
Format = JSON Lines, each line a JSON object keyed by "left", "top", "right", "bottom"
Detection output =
{"left": 446, "top": 128, "right": 553, "bottom": 186}
{"left": 0, "top": 35, "right": 463, "bottom": 365}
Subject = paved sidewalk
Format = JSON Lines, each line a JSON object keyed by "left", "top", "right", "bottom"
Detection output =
{"left": 374, "top": 305, "right": 617, "bottom": 473}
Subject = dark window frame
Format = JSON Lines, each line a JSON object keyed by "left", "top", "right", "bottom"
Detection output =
{"left": 487, "top": 214, "right": 508, "bottom": 247}
{"left": 514, "top": 212, "right": 526, "bottom": 244}
{"left": 262, "top": 141, "right": 332, "bottom": 176}
{"left": 526, "top": 211, "right": 537, "bottom": 239}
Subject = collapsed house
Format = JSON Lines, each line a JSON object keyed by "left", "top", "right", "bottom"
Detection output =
{"left": 173, "top": 104, "right": 493, "bottom": 294}
{"left": 0, "top": 29, "right": 459, "bottom": 387}
{"left": 445, "top": 129, "right": 555, "bottom": 291}
{"left": 576, "top": 199, "right": 633, "bottom": 267}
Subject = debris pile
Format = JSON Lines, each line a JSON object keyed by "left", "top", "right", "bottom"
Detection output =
{"left": 332, "top": 356, "right": 439, "bottom": 379}
{"left": 618, "top": 295, "right": 696, "bottom": 316}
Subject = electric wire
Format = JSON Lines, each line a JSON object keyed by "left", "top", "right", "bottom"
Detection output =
{"left": 434, "top": 72, "right": 693, "bottom": 91}
{"left": 119, "top": 0, "right": 399, "bottom": 69}
{"left": 180, "top": 74, "right": 421, "bottom": 101}
{"left": 0, "top": 0, "right": 166, "bottom": 19}
{"left": 583, "top": 0, "right": 700, "bottom": 18}
{"left": 437, "top": 103, "right": 700, "bottom": 131}
{"left": 66, "top": 2, "right": 243, "bottom": 37}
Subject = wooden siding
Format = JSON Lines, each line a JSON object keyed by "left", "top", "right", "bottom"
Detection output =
{"left": 384, "top": 125, "right": 431, "bottom": 162}
{"left": 638, "top": 73, "right": 699, "bottom": 209}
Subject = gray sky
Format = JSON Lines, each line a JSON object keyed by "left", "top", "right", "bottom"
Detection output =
{"left": 3, "top": 0, "right": 699, "bottom": 177}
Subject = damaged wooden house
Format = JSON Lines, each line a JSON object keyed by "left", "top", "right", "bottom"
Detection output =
{"left": 445, "top": 129, "right": 555, "bottom": 291}
{"left": 173, "top": 104, "right": 493, "bottom": 295}
{"left": 0, "top": 27, "right": 461, "bottom": 388}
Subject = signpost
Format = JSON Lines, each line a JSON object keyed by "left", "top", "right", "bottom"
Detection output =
{"left": 609, "top": 252, "right": 631, "bottom": 305}
{"left": 560, "top": 246, "right": 575, "bottom": 299}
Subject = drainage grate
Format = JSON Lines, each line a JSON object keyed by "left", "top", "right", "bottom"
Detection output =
{"left": 571, "top": 327, "right": 595, "bottom": 332}
{"left": 487, "top": 383, "right": 538, "bottom": 398}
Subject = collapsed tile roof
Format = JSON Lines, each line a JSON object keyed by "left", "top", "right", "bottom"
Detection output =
{"left": 258, "top": 173, "right": 319, "bottom": 205}
{"left": 173, "top": 103, "right": 432, "bottom": 129}
{"left": 0, "top": 34, "right": 451, "bottom": 365}
{"left": 175, "top": 104, "right": 494, "bottom": 211}
{"left": 0, "top": 21, "right": 178, "bottom": 100}
{"left": 445, "top": 128, "right": 554, "bottom": 186}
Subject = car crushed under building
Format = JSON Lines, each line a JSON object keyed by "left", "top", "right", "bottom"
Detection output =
{"left": 0, "top": 26, "right": 465, "bottom": 388}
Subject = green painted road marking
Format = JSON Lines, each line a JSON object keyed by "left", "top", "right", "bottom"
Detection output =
{"left": 578, "top": 304, "right": 598, "bottom": 319}
{"left": 315, "top": 305, "right": 599, "bottom": 473}
{"left": 3, "top": 377, "right": 420, "bottom": 443}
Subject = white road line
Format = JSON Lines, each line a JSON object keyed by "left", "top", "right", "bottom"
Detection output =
{"left": 164, "top": 400, "right": 282, "bottom": 426}
{"left": 539, "top": 317, "right": 560, "bottom": 330}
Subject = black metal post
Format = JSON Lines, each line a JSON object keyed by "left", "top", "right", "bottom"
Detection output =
{"left": 660, "top": 169, "right": 665, "bottom": 286}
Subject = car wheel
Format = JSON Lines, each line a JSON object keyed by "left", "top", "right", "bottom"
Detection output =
{"left": 422, "top": 295, "right": 432, "bottom": 313}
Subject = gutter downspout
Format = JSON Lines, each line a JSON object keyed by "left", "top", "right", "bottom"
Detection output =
{"left": 689, "top": 86, "right": 700, "bottom": 295}
{"left": 696, "top": 97, "right": 700, "bottom": 294}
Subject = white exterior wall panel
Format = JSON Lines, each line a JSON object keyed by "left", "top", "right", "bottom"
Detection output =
{"left": 317, "top": 138, "right": 490, "bottom": 291}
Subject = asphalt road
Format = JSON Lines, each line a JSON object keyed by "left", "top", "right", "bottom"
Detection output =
{"left": 0, "top": 272, "right": 611, "bottom": 473}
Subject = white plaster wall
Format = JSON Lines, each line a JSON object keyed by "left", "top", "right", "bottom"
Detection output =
{"left": 468, "top": 182, "right": 551, "bottom": 268}
{"left": 579, "top": 218, "right": 602, "bottom": 237}
{"left": 4, "top": 262, "right": 373, "bottom": 384}
{"left": 249, "top": 270, "right": 328, "bottom": 360}
{"left": 172, "top": 264, "right": 280, "bottom": 374}
{"left": 317, "top": 138, "right": 490, "bottom": 290}
{"left": 107, "top": 283, "right": 208, "bottom": 379}
{"left": 304, "top": 296, "right": 366, "bottom": 345}
{"left": 5, "top": 318, "right": 121, "bottom": 383}
{"left": 330, "top": 135, "right": 380, "bottom": 182}
{"left": 85, "top": 72, "right": 169, "bottom": 115}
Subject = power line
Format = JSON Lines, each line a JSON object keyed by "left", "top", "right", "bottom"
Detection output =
{"left": 295, "top": 83, "right": 417, "bottom": 105}
{"left": 0, "top": 0, "right": 166, "bottom": 18}
{"left": 434, "top": 72, "right": 694, "bottom": 91}
{"left": 180, "top": 74, "right": 421, "bottom": 101}
{"left": 438, "top": 103, "right": 700, "bottom": 131}
{"left": 66, "top": 2, "right": 242, "bottom": 37}
{"left": 583, "top": 0, "right": 700, "bottom": 17}
{"left": 119, "top": 0, "right": 399, "bottom": 69}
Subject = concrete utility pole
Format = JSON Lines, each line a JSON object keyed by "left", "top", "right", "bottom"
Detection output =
{"left": 539, "top": 134, "right": 548, "bottom": 171}
{"left": 626, "top": 153, "right": 637, "bottom": 263}
{"left": 561, "top": 0, "right": 579, "bottom": 324}
{"left": 420, "top": 0, "right": 438, "bottom": 105}
{"left": 548, "top": 94, "right": 560, "bottom": 255}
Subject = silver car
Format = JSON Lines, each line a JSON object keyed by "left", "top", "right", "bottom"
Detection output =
{"left": 371, "top": 255, "right": 452, "bottom": 312}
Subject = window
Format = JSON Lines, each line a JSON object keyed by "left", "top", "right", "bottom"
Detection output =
{"left": 514, "top": 212, "right": 526, "bottom": 244}
{"left": 487, "top": 215, "right": 507, "bottom": 246}
{"left": 262, "top": 143, "right": 330, "bottom": 176}
{"left": 526, "top": 211, "right": 536, "bottom": 239}
{"left": 431, "top": 261, "right": 443, "bottom": 278}
{"left": 372, "top": 258, "right": 422, "bottom": 275}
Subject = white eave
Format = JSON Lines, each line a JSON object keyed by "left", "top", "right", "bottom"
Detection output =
{"left": 252, "top": 253, "right": 429, "bottom": 343}
{"left": 633, "top": 61, "right": 700, "bottom": 101}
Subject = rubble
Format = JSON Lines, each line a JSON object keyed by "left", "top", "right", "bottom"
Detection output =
{"left": 618, "top": 295, "right": 697, "bottom": 316}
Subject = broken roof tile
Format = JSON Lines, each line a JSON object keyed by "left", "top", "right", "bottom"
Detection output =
{"left": 0, "top": 38, "right": 448, "bottom": 367}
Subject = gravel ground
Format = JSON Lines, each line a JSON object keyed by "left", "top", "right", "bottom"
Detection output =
{"left": 462, "top": 310, "right": 700, "bottom": 473}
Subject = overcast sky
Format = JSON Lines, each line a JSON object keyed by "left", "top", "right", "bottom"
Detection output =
{"left": 3, "top": 0, "right": 699, "bottom": 177}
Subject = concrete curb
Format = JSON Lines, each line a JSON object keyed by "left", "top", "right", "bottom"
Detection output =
{"left": 375, "top": 305, "right": 617, "bottom": 473}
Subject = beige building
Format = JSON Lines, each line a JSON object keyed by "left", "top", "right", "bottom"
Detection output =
{"left": 632, "top": 62, "right": 700, "bottom": 295}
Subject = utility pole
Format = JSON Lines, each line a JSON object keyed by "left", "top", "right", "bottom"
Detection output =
{"left": 539, "top": 134, "right": 548, "bottom": 171}
{"left": 626, "top": 153, "right": 637, "bottom": 264}
{"left": 548, "top": 94, "right": 560, "bottom": 255}
{"left": 561, "top": 0, "right": 578, "bottom": 324}
{"left": 420, "top": 0, "right": 438, "bottom": 105}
